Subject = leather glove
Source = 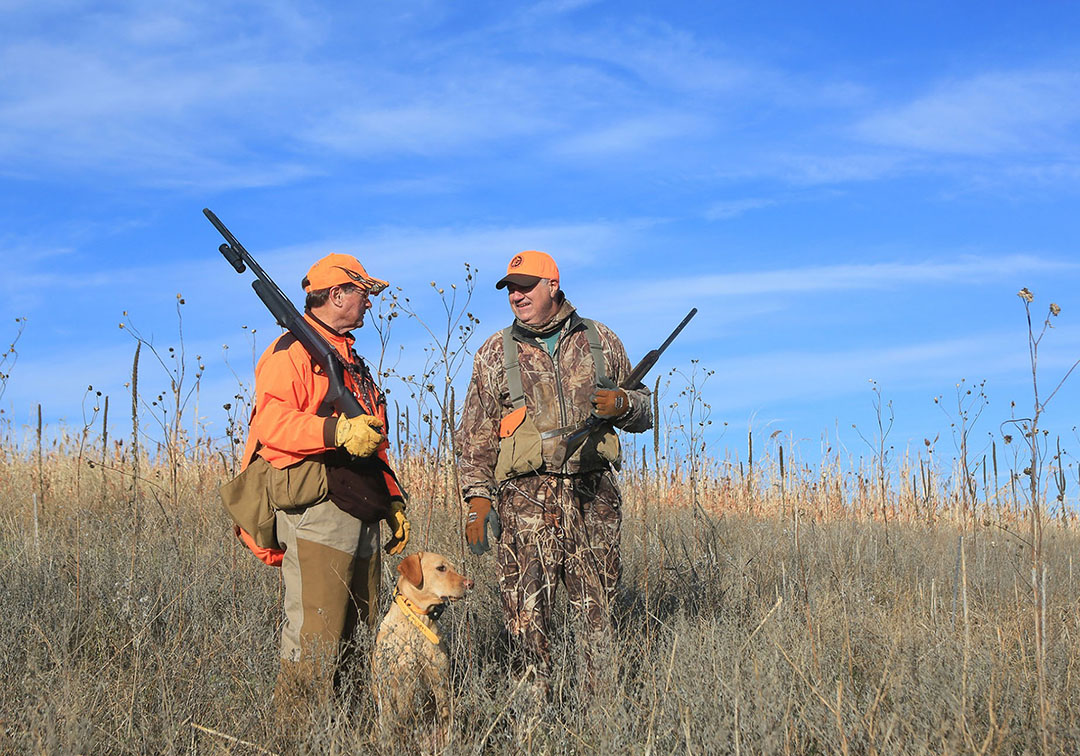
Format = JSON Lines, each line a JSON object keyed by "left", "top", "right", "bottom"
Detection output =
{"left": 335, "top": 414, "right": 385, "bottom": 457}
{"left": 383, "top": 498, "right": 410, "bottom": 555}
{"left": 590, "top": 383, "right": 630, "bottom": 419}
{"left": 465, "top": 497, "right": 502, "bottom": 556}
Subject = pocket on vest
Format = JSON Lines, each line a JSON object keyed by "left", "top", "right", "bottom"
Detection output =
{"left": 495, "top": 410, "right": 544, "bottom": 481}
{"left": 219, "top": 455, "right": 310, "bottom": 551}
{"left": 265, "top": 456, "right": 330, "bottom": 512}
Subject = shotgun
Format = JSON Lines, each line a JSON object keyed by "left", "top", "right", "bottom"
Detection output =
{"left": 550, "top": 307, "right": 697, "bottom": 467}
{"left": 203, "top": 208, "right": 365, "bottom": 419}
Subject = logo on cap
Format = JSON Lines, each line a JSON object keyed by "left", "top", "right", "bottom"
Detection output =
{"left": 338, "top": 266, "right": 373, "bottom": 287}
{"left": 510, "top": 255, "right": 523, "bottom": 268}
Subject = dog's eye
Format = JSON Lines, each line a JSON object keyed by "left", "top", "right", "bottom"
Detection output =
{"left": 436, "top": 565, "right": 447, "bottom": 572}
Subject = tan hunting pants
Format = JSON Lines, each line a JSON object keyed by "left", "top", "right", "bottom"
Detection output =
{"left": 274, "top": 499, "right": 380, "bottom": 717}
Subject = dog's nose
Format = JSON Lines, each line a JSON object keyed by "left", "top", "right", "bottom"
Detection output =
{"left": 463, "top": 578, "right": 475, "bottom": 590}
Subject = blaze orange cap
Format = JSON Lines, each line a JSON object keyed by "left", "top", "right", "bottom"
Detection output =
{"left": 496, "top": 250, "right": 560, "bottom": 290}
{"left": 303, "top": 253, "right": 388, "bottom": 294}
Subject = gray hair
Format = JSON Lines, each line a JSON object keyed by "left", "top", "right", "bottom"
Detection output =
{"left": 303, "top": 280, "right": 361, "bottom": 311}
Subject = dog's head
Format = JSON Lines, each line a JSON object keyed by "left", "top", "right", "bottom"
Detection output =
{"left": 396, "top": 551, "right": 474, "bottom": 615}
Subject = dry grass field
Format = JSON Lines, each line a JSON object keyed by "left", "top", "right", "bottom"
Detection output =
{"left": 2, "top": 421, "right": 1079, "bottom": 755}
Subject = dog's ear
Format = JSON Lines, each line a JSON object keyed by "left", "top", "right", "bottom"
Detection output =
{"left": 397, "top": 552, "right": 423, "bottom": 588}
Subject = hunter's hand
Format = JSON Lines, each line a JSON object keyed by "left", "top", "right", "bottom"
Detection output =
{"left": 383, "top": 498, "right": 410, "bottom": 555}
{"left": 591, "top": 387, "right": 629, "bottom": 419}
{"left": 465, "top": 497, "right": 501, "bottom": 556}
{"left": 335, "top": 414, "right": 385, "bottom": 457}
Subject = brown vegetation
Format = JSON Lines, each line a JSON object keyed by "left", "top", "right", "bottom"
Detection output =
{"left": 2, "top": 424, "right": 1079, "bottom": 754}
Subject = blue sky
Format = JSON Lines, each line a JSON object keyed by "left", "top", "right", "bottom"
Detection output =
{"left": 2, "top": 0, "right": 1080, "bottom": 476}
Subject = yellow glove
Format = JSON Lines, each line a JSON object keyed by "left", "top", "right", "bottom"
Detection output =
{"left": 384, "top": 498, "right": 410, "bottom": 555}
{"left": 335, "top": 414, "right": 385, "bottom": 458}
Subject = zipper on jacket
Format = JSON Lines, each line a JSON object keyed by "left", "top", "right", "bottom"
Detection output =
{"left": 551, "top": 333, "right": 569, "bottom": 473}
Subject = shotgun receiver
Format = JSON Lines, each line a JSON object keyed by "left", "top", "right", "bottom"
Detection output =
{"left": 550, "top": 307, "right": 697, "bottom": 467}
{"left": 203, "top": 208, "right": 365, "bottom": 418}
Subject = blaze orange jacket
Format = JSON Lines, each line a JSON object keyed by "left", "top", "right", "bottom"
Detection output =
{"left": 239, "top": 313, "right": 402, "bottom": 500}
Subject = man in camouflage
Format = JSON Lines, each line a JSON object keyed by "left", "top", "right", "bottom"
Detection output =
{"left": 455, "top": 250, "right": 652, "bottom": 690}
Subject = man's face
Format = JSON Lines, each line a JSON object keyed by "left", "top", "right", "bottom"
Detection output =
{"left": 337, "top": 284, "right": 372, "bottom": 330}
{"left": 507, "top": 278, "right": 560, "bottom": 326}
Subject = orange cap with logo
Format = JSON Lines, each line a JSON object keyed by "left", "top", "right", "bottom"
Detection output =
{"left": 496, "top": 250, "right": 560, "bottom": 290}
{"left": 303, "top": 253, "right": 388, "bottom": 294}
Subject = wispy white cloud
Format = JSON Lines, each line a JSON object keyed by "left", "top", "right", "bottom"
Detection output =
{"left": 0, "top": 25, "right": 320, "bottom": 186}
{"left": 854, "top": 70, "right": 1080, "bottom": 156}
{"left": 704, "top": 197, "right": 776, "bottom": 220}
{"left": 360, "top": 176, "right": 466, "bottom": 196}
{"left": 5, "top": 1, "right": 1078, "bottom": 201}
{"left": 526, "top": 0, "right": 602, "bottom": 18}
{"left": 718, "top": 336, "right": 997, "bottom": 403}
{"left": 536, "top": 19, "right": 775, "bottom": 100}
{"left": 770, "top": 153, "right": 908, "bottom": 185}
{"left": 303, "top": 101, "right": 545, "bottom": 158}
{"left": 635, "top": 255, "right": 1077, "bottom": 300}
{"left": 1001, "top": 161, "right": 1080, "bottom": 186}
{"left": 550, "top": 113, "right": 707, "bottom": 157}
{"left": 572, "top": 254, "right": 1080, "bottom": 333}
{"left": 0, "top": 4, "right": 648, "bottom": 181}
{"left": 0, "top": 1, "right": 860, "bottom": 189}
{"left": 701, "top": 320, "right": 1080, "bottom": 418}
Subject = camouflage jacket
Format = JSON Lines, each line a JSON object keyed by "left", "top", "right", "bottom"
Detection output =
{"left": 456, "top": 299, "right": 652, "bottom": 501}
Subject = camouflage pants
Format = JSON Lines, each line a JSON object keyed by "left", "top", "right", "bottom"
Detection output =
{"left": 495, "top": 470, "right": 621, "bottom": 680}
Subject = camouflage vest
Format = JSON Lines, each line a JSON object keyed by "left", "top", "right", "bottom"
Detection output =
{"left": 502, "top": 318, "right": 606, "bottom": 412}
{"left": 494, "top": 319, "right": 620, "bottom": 481}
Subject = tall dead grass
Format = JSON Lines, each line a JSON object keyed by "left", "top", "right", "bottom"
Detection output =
{"left": 2, "top": 425, "right": 1079, "bottom": 754}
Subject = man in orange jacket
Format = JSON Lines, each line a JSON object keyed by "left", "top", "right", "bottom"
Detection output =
{"left": 244, "top": 253, "right": 409, "bottom": 722}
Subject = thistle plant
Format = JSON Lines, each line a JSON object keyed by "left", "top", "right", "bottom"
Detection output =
{"left": 1006, "top": 286, "right": 1080, "bottom": 751}
{"left": 390, "top": 264, "right": 480, "bottom": 461}
{"left": 852, "top": 379, "right": 894, "bottom": 539}
{"left": 119, "top": 295, "right": 205, "bottom": 506}
{"left": 935, "top": 378, "right": 989, "bottom": 529}
{"left": 0, "top": 316, "right": 26, "bottom": 406}
{"left": 668, "top": 360, "right": 717, "bottom": 514}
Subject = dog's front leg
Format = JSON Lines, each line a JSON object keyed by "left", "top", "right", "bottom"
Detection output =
{"left": 425, "top": 649, "right": 453, "bottom": 741}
